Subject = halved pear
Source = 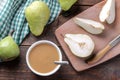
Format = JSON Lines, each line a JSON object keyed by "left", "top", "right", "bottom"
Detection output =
{"left": 99, "top": 0, "right": 115, "bottom": 24}
{"left": 73, "top": 17, "right": 105, "bottom": 34}
{"left": 64, "top": 34, "right": 95, "bottom": 59}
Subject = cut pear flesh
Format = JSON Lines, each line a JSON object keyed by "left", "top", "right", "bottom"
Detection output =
{"left": 99, "top": 0, "right": 115, "bottom": 24}
{"left": 73, "top": 17, "right": 105, "bottom": 34}
{"left": 64, "top": 34, "right": 95, "bottom": 58}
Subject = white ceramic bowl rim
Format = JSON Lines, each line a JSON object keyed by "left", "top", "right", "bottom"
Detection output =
{"left": 26, "top": 40, "right": 62, "bottom": 76}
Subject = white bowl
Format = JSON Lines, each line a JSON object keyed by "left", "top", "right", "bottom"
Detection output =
{"left": 26, "top": 40, "right": 62, "bottom": 76}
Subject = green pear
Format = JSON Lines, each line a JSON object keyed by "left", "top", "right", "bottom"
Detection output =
{"left": 59, "top": 0, "right": 77, "bottom": 11}
{"left": 0, "top": 36, "right": 20, "bottom": 62}
{"left": 25, "top": 1, "right": 50, "bottom": 36}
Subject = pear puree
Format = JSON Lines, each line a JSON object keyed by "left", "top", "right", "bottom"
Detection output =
{"left": 29, "top": 43, "right": 59, "bottom": 73}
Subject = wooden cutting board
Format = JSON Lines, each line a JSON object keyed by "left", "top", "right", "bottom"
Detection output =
{"left": 55, "top": 0, "right": 120, "bottom": 72}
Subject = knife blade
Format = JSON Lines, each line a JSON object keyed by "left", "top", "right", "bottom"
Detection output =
{"left": 87, "top": 35, "right": 120, "bottom": 64}
{"left": 109, "top": 35, "right": 120, "bottom": 47}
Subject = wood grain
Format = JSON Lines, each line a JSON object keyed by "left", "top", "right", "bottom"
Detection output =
{"left": 77, "top": 0, "right": 102, "bottom": 5}
{"left": 1, "top": 46, "right": 120, "bottom": 80}
{"left": 55, "top": 0, "right": 120, "bottom": 72}
{"left": 1, "top": 0, "right": 120, "bottom": 80}
{"left": 88, "top": 45, "right": 112, "bottom": 64}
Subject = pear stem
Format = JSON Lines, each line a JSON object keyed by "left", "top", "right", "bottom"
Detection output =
{"left": 60, "top": 34, "right": 65, "bottom": 38}
{"left": 9, "top": 30, "right": 14, "bottom": 36}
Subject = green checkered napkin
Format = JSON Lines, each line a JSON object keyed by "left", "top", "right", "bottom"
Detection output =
{"left": 0, "top": 0, "right": 61, "bottom": 45}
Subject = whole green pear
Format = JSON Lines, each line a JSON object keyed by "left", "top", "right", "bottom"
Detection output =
{"left": 0, "top": 36, "right": 20, "bottom": 62}
{"left": 25, "top": 1, "right": 50, "bottom": 36}
{"left": 59, "top": 0, "right": 77, "bottom": 11}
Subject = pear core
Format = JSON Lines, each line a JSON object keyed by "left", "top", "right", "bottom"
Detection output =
{"left": 64, "top": 34, "right": 95, "bottom": 58}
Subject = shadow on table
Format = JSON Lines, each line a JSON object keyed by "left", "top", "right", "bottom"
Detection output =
{"left": 75, "top": 54, "right": 120, "bottom": 80}
{"left": 0, "top": 56, "right": 20, "bottom": 69}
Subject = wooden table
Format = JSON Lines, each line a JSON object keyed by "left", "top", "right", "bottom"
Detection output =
{"left": 1, "top": 0, "right": 120, "bottom": 80}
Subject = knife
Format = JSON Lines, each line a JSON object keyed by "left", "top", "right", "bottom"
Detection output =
{"left": 87, "top": 35, "right": 120, "bottom": 64}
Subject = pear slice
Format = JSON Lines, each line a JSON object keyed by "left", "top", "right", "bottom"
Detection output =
{"left": 73, "top": 17, "right": 105, "bottom": 34}
{"left": 99, "top": 0, "right": 115, "bottom": 24}
{"left": 64, "top": 34, "right": 94, "bottom": 58}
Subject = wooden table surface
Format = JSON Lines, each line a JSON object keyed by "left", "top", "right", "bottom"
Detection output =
{"left": 1, "top": 0, "right": 120, "bottom": 80}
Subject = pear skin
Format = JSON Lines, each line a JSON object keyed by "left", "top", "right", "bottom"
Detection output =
{"left": 59, "top": 0, "right": 77, "bottom": 11}
{"left": 0, "top": 36, "right": 20, "bottom": 62}
{"left": 25, "top": 1, "right": 50, "bottom": 36}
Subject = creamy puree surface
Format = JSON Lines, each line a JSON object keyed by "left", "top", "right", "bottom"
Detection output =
{"left": 29, "top": 43, "right": 59, "bottom": 73}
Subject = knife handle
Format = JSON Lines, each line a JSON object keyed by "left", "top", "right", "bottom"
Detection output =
{"left": 87, "top": 45, "right": 112, "bottom": 65}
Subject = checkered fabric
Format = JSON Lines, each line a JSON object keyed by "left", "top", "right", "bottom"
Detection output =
{"left": 0, "top": 0, "right": 61, "bottom": 45}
